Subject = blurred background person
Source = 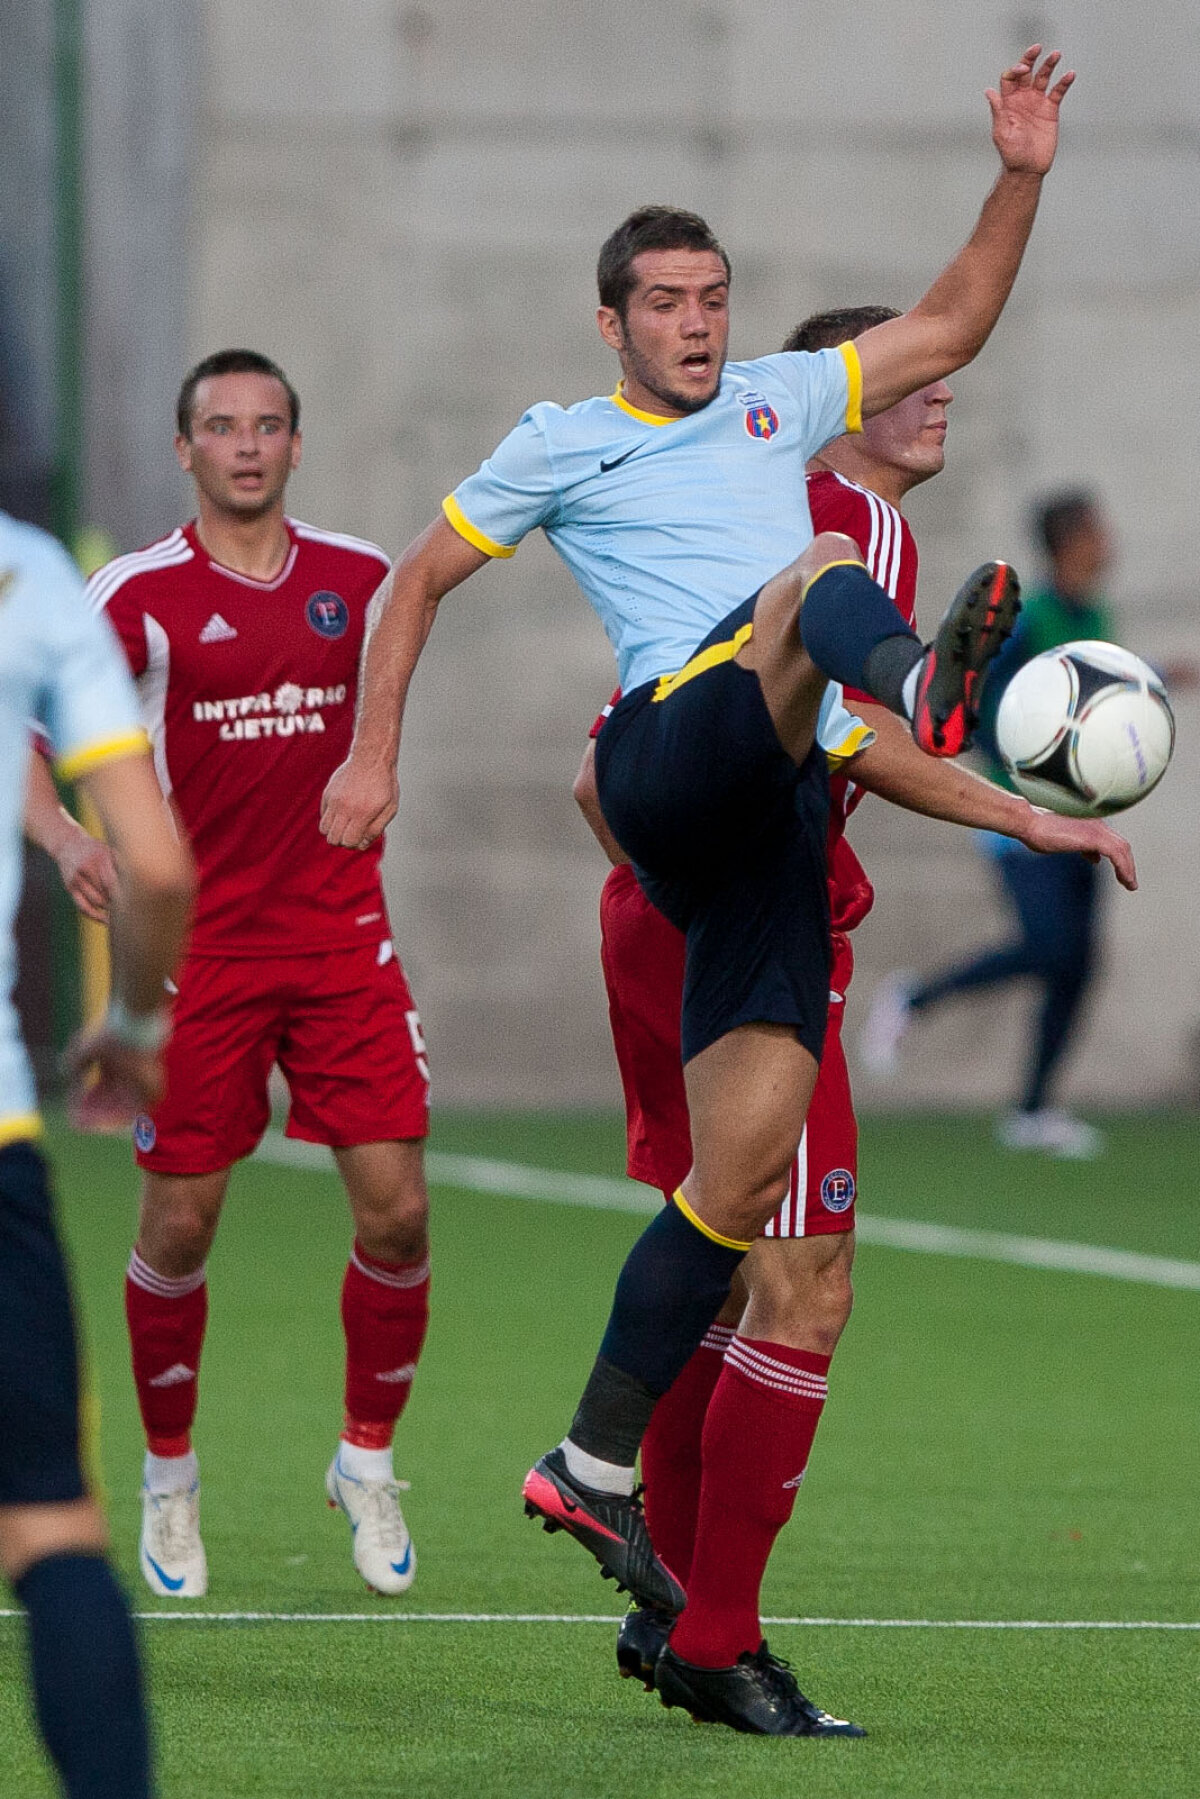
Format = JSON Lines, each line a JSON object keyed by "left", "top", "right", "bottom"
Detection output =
{"left": 861, "top": 488, "right": 1192, "bottom": 1158}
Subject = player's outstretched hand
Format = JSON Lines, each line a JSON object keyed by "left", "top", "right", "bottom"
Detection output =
{"left": 1021, "top": 808, "right": 1138, "bottom": 891}
{"left": 320, "top": 755, "right": 399, "bottom": 849}
{"left": 64, "top": 1023, "right": 166, "bottom": 1135}
{"left": 987, "top": 45, "right": 1075, "bottom": 176}
{"left": 54, "top": 827, "right": 117, "bottom": 924}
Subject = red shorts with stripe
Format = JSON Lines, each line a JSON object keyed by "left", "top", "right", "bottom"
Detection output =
{"left": 134, "top": 942, "right": 430, "bottom": 1176}
{"left": 600, "top": 864, "right": 856, "bottom": 1238}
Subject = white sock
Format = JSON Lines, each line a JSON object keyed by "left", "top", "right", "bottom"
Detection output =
{"left": 336, "top": 1439, "right": 395, "bottom": 1483}
{"left": 144, "top": 1448, "right": 198, "bottom": 1495}
{"left": 900, "top": 658, "right": 923, "bottom": 721}
{"left": 560, "top": 1438, "right": 636, "bottom": 1496}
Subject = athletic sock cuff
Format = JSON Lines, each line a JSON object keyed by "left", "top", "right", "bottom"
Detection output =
{"left": 671, "top": 1189, "right": 753, "bottom": 1252}
{"left": 126, "top": 1249, "right": 206, "bottom": 1299}
{"left": 349, "top": 1242, "right": 430, "bottom": 1289}
{"left": 724, "top": 1336, "right": 830, "bottom": 1402}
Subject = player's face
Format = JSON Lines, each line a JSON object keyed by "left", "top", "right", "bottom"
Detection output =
{"left": 859, "top": 377, "right": 953, "bottom": 491}
{"left": 597, "top": 249, "right": 730, "bottom": 416}
{"left": 175, "top": 373, "right": 301, "bottom": 518}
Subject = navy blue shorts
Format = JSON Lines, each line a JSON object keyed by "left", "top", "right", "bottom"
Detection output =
{"left": 0, "top": 1141, "right": 86, "bottom": 1506}
{"left": 595, "top": 595, "right": 831, "bottom": 1067}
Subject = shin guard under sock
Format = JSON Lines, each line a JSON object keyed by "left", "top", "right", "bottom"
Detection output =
{"left": 799, "top": 561, "right": 923, "bottom": 711}
{"left": 569, "top": 1195, "right": 748, "bottom": 1466}
{"left": 125, "top": 1249, "right": 206, "bottom": 1455}
{"left": 16, "top": 1552, "right": 151, "bottom": 1798}
{"left": 341, "top": 1241, "right": 431, "bottom": 1448}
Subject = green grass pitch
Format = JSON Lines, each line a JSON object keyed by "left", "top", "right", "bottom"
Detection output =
{"left": 3, "top": 1111, "right": 1199, "bottom": 1796}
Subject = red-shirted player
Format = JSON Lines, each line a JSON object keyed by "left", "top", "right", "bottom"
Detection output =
{"left": 574, "top": 307, "right": 1136, "bottom": 1689}
{"left": 85, "top": 350, "right": 431, "bottom": 1599}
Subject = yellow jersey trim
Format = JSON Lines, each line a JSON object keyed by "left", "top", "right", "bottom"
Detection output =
{"left": 55, "top": 729, "right": 148, "bottom": 783}
{"left": 824, "top": 721, "right": 876, "bottom": 774}
{"left": 800, "top": 557, "right": 865, "bottom": 603}
{"left": 838, "top": 341, "right": 863, "bottom": 435}
{"left": 442, "top": 494, "right": 517, "bottom": 560}
{"left": 610, "top": 385, "right": 677, "bottom": 427}
{"left": 673, "top": 1188, "right": 753, "bottom": 1253}
{"left": 0, "top": 1112, "right": 44, "bottom": 1147}
{"left": 652, "top": 622, "right": 754, "bottom": 703}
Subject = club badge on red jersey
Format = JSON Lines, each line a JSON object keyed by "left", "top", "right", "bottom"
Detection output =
{"left": 306, "top": 591, "right": 349, "bottom": 639}
{"left": 819, "top": 1168, "right": 855, "bottom": 1213}
{"left": 742, "top": 393, "right": 780, "bottom": 440}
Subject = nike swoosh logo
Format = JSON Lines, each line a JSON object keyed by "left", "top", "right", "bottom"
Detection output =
{"left": 599, "top": 447, "right": 640, "bottom": 473}
{"left": 390, "top": 1545, "right": 413, "bottom": 1575}
{"left": 146, "top": 1554, "right": 186, "bottom": 1592}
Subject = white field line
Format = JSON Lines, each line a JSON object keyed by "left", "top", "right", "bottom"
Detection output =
{"left": 123, "top": 1615, "right": 1200, "bottom": 1630}
{"left": 255, "top": 1130, "right": 1200, "bottom": 1292}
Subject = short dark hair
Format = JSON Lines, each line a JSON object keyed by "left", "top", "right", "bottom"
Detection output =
{"left": 1033, "top": 488, "right": 1099, "bottom": 558}
{"left": 597, "top": 206, "right": 731, "bottom": 318}
{"left": 781, "top": 305, "right": 900, "bottom": 355}
{"left": 176, "top": 349, "right": 300, "bottom": 438}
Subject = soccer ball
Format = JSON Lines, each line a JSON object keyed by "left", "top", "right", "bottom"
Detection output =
{"left": 995, "top": 640, "right": 1175, "bottom": 817}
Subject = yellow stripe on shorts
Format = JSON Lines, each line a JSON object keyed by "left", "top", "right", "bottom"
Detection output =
{"left": 653, "top": 621, "right": 754, "bottom": 703}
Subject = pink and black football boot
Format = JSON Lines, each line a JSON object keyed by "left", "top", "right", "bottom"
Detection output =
{"left": 522, "top": 1447, "right": 686, "bottom": 1614}
{"left": 911, "top": 560, "right": 1021, "bottom": 756}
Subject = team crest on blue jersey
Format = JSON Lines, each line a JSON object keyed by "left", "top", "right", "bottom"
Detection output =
{"left": 820, "top": 1168, "right": 855, "bottom": 1214}
{"left": 305, "top": 591, "right": 349, "bottom": 639}
{"left": 744, "top": 398, "right": 780, "bottom": 440}
{"left": 134, "top": 1114, "right": 156, "bottom": 1153}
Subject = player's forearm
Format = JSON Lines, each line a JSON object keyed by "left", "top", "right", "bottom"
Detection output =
{"left": 81, "top": 754, "right": 194, "bottom": 1015}
{"left": 861, "top": 170, "right": 1042, "bottom": 414}
{"left": 23, "top": 753, "right": 80, "bottom": 860}
{"left": 912, "top": 168, "right": 1042, "bottom": 369}
{"left": 851, "top": 706, "right": 1034, "bottom": 836}
{"left": 350, "top": 567, "right": 441, "bottom": 768}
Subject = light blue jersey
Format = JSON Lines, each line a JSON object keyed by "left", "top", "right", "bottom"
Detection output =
{"left": 0, "top": 513, "right": 145, "bottom": 1140}
{"left": 446, "top": 344, "right": 862, "bottom": 695}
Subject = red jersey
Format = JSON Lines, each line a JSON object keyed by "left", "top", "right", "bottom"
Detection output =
{"left": 807, "top": 467, "right": 918, "bottom": 939}
{"left": 88, "top": 518, "right": 391, "bottom": 956}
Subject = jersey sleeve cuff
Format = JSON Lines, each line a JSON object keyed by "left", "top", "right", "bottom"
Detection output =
{"left": 55, "top": 727, "right": 149, "bottom": 782}
{"left": 0, "top": 1112, "right": 43, "bottom": 1148}
{"left": 824, "top": 721, "right": 875, "bottom": 773}
{"left": 838, "top": 341, "right": 863, "bottom": 436}
{"left": 442, "top": 494, "right": 518, "bottom": 560}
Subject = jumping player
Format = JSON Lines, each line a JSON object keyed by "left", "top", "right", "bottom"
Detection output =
{"left": 322, "top": 49, "right": 1075, "bottom": 1732}
{"left": 1, "top": 507, "right": 193, "bottom": 1798}
{"left": 574, "top": 307, "right": 1136, "bottom": 1710}
{"left": 88, "top": 350, "right": 431, "bottom": 1599}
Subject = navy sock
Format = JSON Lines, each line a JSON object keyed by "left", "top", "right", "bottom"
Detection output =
{"left": 570, "top": 1199, "right": 747, "bottom": 1465}
{"left": 15, "top": 1553, "right": 152, "bottom": 1799}
{"left": 799, "top": 561, "right": 923, "bottom": 711}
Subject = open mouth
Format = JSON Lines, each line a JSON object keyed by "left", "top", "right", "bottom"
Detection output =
{"left": 679, "top": 353, "right": 713, "bottom": 379}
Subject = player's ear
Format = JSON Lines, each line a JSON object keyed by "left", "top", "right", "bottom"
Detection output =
{"left": 290, "top": 430, "right": 303, "bottom": 471}
{"left": 597, "top": 306, "right": 626, "bottom": 354}
{"left": 174, "top": 433, "right": 193, "bottom": 474}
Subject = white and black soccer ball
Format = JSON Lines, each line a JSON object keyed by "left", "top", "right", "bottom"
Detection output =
{"left": 995, "top": 640, "right": 1175, "bottom": 818}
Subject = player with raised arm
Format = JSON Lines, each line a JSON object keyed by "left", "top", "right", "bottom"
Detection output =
{"left": 573, "top": 306, "right": 1135, "bottom": 1723}
{"left": 0, "top": 508, "right": 193, "bottom": 1799}
{"left": 322, "top": 50, "right": 1074, "bottom": 1733}
{"left": 89, "top": 350, "right": 432, "bottom": 1600}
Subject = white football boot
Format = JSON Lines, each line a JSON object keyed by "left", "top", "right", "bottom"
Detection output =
{"left": 139, "top": 1483, "right": 208, "bottom": 1598}
{"left": 326, "top": 1449, "right": 416, "bottom": 1595}
{"left": 995, "top": 1108, "right": 1104, "bottom": 1160}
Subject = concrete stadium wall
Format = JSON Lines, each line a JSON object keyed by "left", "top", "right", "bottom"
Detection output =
{"left": 98, "top": 0, "right": 1200, "bottom": 1106}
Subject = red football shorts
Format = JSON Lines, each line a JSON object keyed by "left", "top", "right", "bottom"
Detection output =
{"left": 600, "top": 864, "right": 857, "bottom": 1238}
{"left": 135, "top": 941, "right": 430, "bottom": 1175}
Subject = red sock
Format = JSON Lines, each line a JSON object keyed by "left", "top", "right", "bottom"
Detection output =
{"left": 125, "top": 1248, "right": 208, "bottom": 1456}
{"left": 640, "top": 1324, "right": 732, "bottom": 1588}
{"left": 341, "top": 1242, "right": 430, "bottom": 1449}
{"left": 670, "top": 1336, "right": 831, "bottom": 1668}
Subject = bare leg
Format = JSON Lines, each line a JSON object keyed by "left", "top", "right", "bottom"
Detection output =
{"left": 334, "top": 1139, "right": 429, "bottom": 1262}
